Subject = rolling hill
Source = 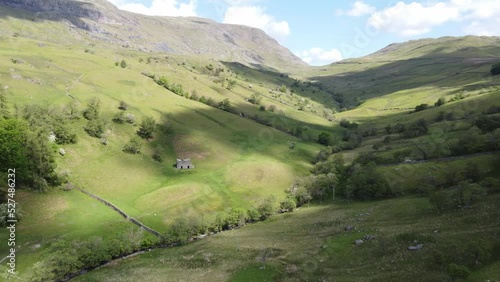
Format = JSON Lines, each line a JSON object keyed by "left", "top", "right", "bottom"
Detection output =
{"left": 0, "top": 2, "right": 499, "bottom": 282}
{"left": 0, "top": 0, "right": 306, "bottom": 71}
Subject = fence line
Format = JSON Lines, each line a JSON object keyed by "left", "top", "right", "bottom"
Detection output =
{"left": 74, "top": 184, "right": 163, "bottom": 238}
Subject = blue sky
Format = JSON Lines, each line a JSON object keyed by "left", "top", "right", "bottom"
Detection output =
{"left": 106, "top": 0, "right": 500, "bottom": 66}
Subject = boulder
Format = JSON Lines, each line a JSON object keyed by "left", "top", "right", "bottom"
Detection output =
{"left": 363, "top": 234, "right": 376, "bottom": 241}
{"left": 354, "top": 239, "right": 364, "bottom": 246}
{"left": 59, "top": 148, "right": 66, "bottom": 156}
{"left": 408, "top": 244, "right": 424, "bottom": 251}
{"left": 344, "top": 225, "right": 355, "bottom": 231}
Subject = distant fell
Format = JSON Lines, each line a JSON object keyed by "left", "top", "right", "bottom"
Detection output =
{"left": 0, "top": 0, "right": 306, "bottom": 70}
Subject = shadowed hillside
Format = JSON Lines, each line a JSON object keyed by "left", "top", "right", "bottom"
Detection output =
{"left": 0, "top": 0, "right": 307, "bottom": 71}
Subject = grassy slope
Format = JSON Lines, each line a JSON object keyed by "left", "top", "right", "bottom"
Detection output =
{"left": 1, "top": 13, "right": 500, "bottom": 281}
{"left": 77, "top": 180, "right": 500, "bottom": 281}
{"left": 76, "top": 37, "right": 500, "bottom": 281}
{"left": 0, "top": 32, "right": 330, "bottom": 275}
{"left": 303, "top": 36, "right": 500, "bottom": 109}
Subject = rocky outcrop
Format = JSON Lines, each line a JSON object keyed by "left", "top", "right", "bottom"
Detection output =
{"left": 0, "top": 0, "right": 114, "bottom": 20}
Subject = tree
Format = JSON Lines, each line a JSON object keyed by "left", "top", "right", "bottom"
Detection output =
{"left": 226, "top": 79, "right": 237, "bottom": 90}
{"left": 279, "top": 197, "right": 296, "bottom": 212}
{"left": 123, "top": 137, "right": 142, "bottom": 154}
{"left": 218, "top": 98, "right": 232, "bottom": 112}
{"left": 279, "top": 84, "right": 287, "bottom": 93}
{"left": 339, "top": 119, "right": 358, "bottom": 129}
{"left": 166, "top": 217, "right": 192, "bottom": 244}
{"left": 345, "top": 163, "right": 391, "bottom": 200}
{"left": 85, "top": 118, "right": 106, "bottom": 138}
{"left": 434, "top": 97, "right": 446, "bottom": 107}
{"left": 248, "top": 93, "right": 262, "bottom": 105}
{"left": 113, "top": 111, "right": 126, "bottom": 124}
{"left": 53, "top": 122, "right": 77, "bottom": 144}
{"left": 257, "top": 195, "right": 278, "bottom": 220}
{"left": 414, "top": 103, "right": 430, "bottom": 112}
{"left": 83, "top": 97, "right": 101, "bottom": 120}
{"left": 63, "top": 100, "right": 79, "bottom": 120}
{"left": 287, "top": 182, "right": 312, "bottom": 207}
{"left": 318, "top": 132, "right": 331, "bottom": 146}
{"left": 137, "top": 116, "right": 156, "bottom": 139}
{"left": 0, "top": 85, "right": 10, "bottom": 119}
{"left": 0, "top": 119, "right": 30, "bottom": 182}
{"left": 490, "top": 63, "right": 500, "bottom": 76}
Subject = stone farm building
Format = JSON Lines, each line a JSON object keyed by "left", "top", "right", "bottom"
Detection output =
{"left": 176, "top": 158, "right": 194, "bottom": 169}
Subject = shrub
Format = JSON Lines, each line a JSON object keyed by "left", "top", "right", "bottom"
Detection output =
{"left": 84, "top": 118, "right": 105, "bottom": 138}
{"left": 279, "top": 84, "right": 287, "bottom": 93}
{"left": 339, "top": 119, "right": 358, "bottom": 129}
{"left": 137, "top": 116, "right": 156, "bottom": 139}
{"left": 226, "top": 79, "right": 237, "bottom": 90}
{"left": 402, "top": 119, "right": 428, "bottom": 138}
{"left": 344, "top": 163, "right": 391, "bottom": 200}
{"left": 246, "top": 207, "right": 260, "bottom": 223}
{"left": 279, "top": 197, "right": 296, "bottom": 212}
{"left": 415, "top": 103, "right": 430, "bottom": 112}
{"left": 434, "top": 97, "right": 446, "bottom": 107}
{"left": 217, "top": 98, "right": 232, "bottom": 112}
{"left": 318, "top": 132, "right": 331, "bottom": 146}
{"left": 248, "top": 93, "right": 262, "bottom": 105}
{"left": 474, "top": 114, "right": 500, "bottom": 133}
{"left": 82, "top": 97, "right": 100, "bottom": 120}
{"left": 118, "top": 101, "right": 128, "bottom": 110}
{"left": 152, "top": 152, "right": 162, "bottom": 162}
{"left": 53, "top": 123, "right": 77, "bottom": 144}
{"left": 126, "top": 113, "right": 135, "bottom": 124}
{"left": 123, "top": 137, "right": 142, "bottom": 154}
{"left": 257, "top": 195, "right": 278, "bottom": 220}
{"left": 429, "top": 182, "right": 486, "bottom": 211}
{"left": 113, "top": 111, "right": 126, "bottom": 123}
{"left": 372, "top": 142, "right": 383, "bottom": 151}
{"left": 490, "top": 63, "right": 500, "bottom": 76}
{"left": 446, "top": 263, "right": 470, "bottom": 281}
{"left": 393, "top": 123, "right": 405, "bottom": 133}
{"left": 120, "top": 60, "right": 127, "bottom": 68}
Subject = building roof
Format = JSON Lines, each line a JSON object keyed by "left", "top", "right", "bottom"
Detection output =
{"left": 176, "top": 158, "right": 193, "bottom": 166}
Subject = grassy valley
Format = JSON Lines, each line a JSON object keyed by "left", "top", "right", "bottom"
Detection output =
{"left": 0, "top": 1, "right": 500, "bottom": 282}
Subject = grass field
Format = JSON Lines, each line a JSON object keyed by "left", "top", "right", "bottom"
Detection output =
{"left": 76, "top": 186, "right": 500, "bottom": 281}
{"left": 1, "top": 13, "right": 500, "bottom": 281}
{"left": 0, "top": 34, "right": 327, "bottom": 276}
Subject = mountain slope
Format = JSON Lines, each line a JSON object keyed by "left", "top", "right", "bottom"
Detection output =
{"left": 0, "top": 0, "right": 306, "bottom": 71}
{"left": 302, "top": 36, "right": 500, "bottom": 108}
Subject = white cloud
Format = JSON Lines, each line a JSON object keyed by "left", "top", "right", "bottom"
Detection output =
{"left": 221, "top": 0, "right": 263, "bottom": 5}
{"left": 297, "top": 48, "right": 343, "bottom": 66}
{"left": 368, "top": 2, "right": 461, "bottom": 36}
{"left": 365, "top": 0, "right": 500, "bottom": 37}
{"left": 106, "top": 0, "right": 197, "bottom": 17}
{"left": 336, "top": 1, "right": 376, "bottom": 17}
{"left": 223, "top": 6, "right": 290, "bottom": 43}
{"left": 463, "top": 20, "right": 500, "bottom": 36}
